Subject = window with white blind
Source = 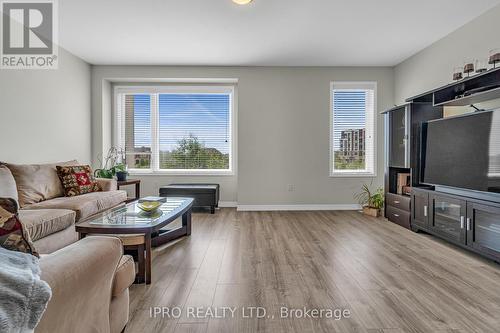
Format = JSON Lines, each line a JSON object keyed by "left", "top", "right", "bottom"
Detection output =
{"left": 330, "top": 82, "right": 376, "bottom": 176}
{"left": 115, "top": 86, "right": 235, "bottom": 175}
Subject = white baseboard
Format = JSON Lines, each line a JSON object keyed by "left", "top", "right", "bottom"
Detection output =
{"left": 218, "top": 201, "right": 238, "bottom": 208}
{"left": 236, "top": 204, "right": 361, "bottom": 211}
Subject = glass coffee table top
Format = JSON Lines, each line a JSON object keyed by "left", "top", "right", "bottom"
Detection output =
{"left": 88, "top": 198, "right": 192, "bottom": 227}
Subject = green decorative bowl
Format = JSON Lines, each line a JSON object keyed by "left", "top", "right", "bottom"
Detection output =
{"left": 137, "top": 201, "right": 161, "bottom": 212}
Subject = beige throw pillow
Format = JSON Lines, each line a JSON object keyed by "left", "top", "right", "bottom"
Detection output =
{"left": 4, "top": 160, "right": 78, "bottom": 208}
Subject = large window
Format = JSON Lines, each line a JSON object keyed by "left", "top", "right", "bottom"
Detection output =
{"left": 115, "top": 86, "right": 235, "bottom": 175}
{"left": 330, "top": 82, "right": 376, "bottom": 176}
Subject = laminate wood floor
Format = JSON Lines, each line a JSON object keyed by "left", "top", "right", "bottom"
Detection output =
{"left": 125, "top": 209, "right": 500, "bottom": 333}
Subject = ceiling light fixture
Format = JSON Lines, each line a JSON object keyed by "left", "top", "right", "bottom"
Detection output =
{"left": 233, "top": 0, "right": 253, "bottom": 5}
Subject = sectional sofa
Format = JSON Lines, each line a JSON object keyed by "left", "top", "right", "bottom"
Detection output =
{"left": 0, "top": 161, "right": 134, "bottom": 333}
{"left": 0, "top": 160, "right": 126, "bottom": 253}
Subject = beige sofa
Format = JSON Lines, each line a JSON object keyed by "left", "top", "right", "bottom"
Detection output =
{"left": 0, "top": 161, "right": 127, "bottom": 253}
{"left": 0, "top": 162, "right": 134, "bottom": 332}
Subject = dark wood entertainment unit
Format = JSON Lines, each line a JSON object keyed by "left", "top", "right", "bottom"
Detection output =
{"left": 411, "top": 187, "right": 500, "bottom": 262}
{"left": 383, "top": 68, "right": 500, "bottom": 262}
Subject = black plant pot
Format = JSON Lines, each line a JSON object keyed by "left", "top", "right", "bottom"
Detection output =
{"left": 116, "top": 171, "right": 128, "bottom": 182}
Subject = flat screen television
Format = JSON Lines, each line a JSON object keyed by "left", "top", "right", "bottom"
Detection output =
{"left": 421, "top": 109, "right": 500, "bottom": 194}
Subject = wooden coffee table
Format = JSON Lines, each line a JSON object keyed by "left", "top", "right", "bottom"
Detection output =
{"left": 75, "top": 197, "right": 193, "bottom": 284}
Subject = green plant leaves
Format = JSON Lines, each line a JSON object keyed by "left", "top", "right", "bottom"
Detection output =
{"left": 354, "top": 183, "right": 384, "bottom": 209}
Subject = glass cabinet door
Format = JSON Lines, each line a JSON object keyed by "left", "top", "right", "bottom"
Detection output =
{"left": 467, "top": 202, "right": 500, "bottom": 260}
{"left": 431, "top": 194, "right": 466, "bottom": 244}
{"left": 389, "top": 107, "right": 408, "bottom": 168}
{"left": 412, "top": 189, "right": 429, "bottom": 228}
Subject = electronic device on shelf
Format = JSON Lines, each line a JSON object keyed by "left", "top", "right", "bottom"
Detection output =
{"left": 421, "top": 109, "right": 500, "bottom": 195}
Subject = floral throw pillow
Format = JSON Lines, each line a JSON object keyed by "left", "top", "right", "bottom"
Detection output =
{"left": 0, "top": 198, "right": 38, "bottom": 257}
{"left": 56, "top": 165, "right": 102, "bottom": 197}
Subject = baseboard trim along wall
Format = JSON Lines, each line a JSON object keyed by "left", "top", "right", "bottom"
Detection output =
{"left": 216, "top": 202, "right": 363, "bottom": 211}
{"left": 235, "top": 204, "right": 362, "bottom": 211}
{"left": 218, "top": 201, "right": 238, "bottom": 208}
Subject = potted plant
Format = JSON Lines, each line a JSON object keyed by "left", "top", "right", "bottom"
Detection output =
{"left": 354, "top": 184, "right": 384, "bottom": 217}
{"left": 114, "top": 163, "right": 128, "bottom": 181}
{"left": 94, "top": 147, "right": 128, "bottom": 180}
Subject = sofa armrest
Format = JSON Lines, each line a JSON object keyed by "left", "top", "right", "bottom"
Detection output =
{"left": 37, "top": 236, "right": 123, "bottom": 333}
{"left": 112, "top": 255, "right": 135, "bottom": 297}
{"left": 96, "top": 178, "right": 117, "bottom": 191}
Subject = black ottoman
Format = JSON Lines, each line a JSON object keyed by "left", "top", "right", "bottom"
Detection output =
{"left": 159, "top": 184, "right": 219, "bottom": 214}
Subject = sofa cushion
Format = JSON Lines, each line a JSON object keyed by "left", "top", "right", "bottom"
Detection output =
{"left": 34, "top": 227, "right": 78, "bottom": 255}
{"left": 23, "top": 190, "right": 127, "bottom": 221}
{"left": 4, "top": 160, "right": 78, "bottom": 208}
{"left": 18, "top": 209, "right": 76, "bottom": 242}
{"left": 96, "top": 178, "right": 117, "bottom": 192}
{"left": 56, "top": 165, "right": 101, "bottom": 197}
{"left": 0, "top": 165, "right": 19, "bottom": 209}
{"left": 112, "top": 255, "right": 135, "bottom": 297}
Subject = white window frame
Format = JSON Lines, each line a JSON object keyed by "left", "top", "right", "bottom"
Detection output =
{"left": 114, "top": 85, "right": 237, "bottom": 176}
{"left": 329, "top": 81, "right": 377, "bottom": 177}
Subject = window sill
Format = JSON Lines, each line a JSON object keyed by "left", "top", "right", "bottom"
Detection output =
{"left": 329, "top": 172, "right": 376, "bottom": 178}
{"left": 129, "top": 170, "right": 235, "bottom": 177}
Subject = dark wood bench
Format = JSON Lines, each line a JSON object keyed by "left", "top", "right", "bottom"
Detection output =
{"left": 159, "top": 184, "right": 219, "bottom": 214}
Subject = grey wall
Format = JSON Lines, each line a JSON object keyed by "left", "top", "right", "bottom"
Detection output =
{"left": 92, "top": 66, "right": 394, "bottom": 205}
{"left": 3, "top": 3, "right": 498, "bottom": 206}
{"left": 0, "top": 48, "right": 91, "bottom": 164}
{"left": 395, "top": 4, "right": 500, "bottom": 104}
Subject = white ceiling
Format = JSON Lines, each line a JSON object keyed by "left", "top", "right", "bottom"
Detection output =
{"left": 60, "top": 0, "right": 500, "bottom": 66}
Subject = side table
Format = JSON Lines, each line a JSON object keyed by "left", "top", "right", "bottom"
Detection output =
{"left": 117, "top": 179, "right": 141, "bottom": 203}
